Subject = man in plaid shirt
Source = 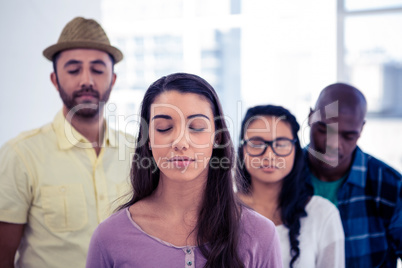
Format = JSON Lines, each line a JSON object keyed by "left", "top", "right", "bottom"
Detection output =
{"left": 306, "top": 83, "right": 401, "bottom": 267}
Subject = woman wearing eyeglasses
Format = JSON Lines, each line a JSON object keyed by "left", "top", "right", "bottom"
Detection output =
{"left": 236, "top": 105, "right": 345, "bottom": 268}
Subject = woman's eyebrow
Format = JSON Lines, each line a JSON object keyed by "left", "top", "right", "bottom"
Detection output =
{"left": 152, "top": 114, "right": 172, "bottom": 121}
{"left": 187, "top": 114, "right": 210, "bottom": 121}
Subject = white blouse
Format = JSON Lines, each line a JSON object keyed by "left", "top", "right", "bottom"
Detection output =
{"left": 276, "top": 195, "right": 345, "bottom": 268}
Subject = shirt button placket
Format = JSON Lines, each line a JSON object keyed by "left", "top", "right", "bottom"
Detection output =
{"left": 184, "top": 247, "right": 194, "bottom": 268}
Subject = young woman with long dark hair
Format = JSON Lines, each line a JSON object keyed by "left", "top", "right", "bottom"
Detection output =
{"left": 86, "top": 74, "right": 282, "bottom": 268}
{"left": 236, "top": 105, "right": 344, "bottom": 268}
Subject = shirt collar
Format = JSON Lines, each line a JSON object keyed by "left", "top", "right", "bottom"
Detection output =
{"left": 345, "top": 146, "right": 367, "bottom": 188}
{"left": 52, "top": 110, "right": 117, "bottom": 150}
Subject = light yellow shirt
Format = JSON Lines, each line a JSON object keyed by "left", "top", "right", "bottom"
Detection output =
{"left": 0, "top": 111, "right": 135, "bottom": 268}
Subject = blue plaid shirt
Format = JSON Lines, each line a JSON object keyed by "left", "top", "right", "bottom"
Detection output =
{"left": 306, "top": 146, "right": 402, "bottom": 268}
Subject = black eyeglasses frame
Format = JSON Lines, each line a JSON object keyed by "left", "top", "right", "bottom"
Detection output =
{"left": 241, "top": 137, "right": 297, "bottom": 157}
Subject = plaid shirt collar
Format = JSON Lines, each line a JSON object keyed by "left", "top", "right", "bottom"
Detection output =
{"left": 345, "top": 146, "right": 368, "bottom": 188}
{"left": 305, "top": 145, "right": 367, "bottom": 188}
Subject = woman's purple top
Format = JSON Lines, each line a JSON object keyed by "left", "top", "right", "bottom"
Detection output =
{"left": 86, "top": 207, "right": 282, "bottom": 268}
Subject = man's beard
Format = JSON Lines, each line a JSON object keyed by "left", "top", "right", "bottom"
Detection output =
{"left": 58, "top": 82, "right": 112, "bottom": 119}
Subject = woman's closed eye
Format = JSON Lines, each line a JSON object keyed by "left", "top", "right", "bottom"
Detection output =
{"left": 189, "top": 125, "right": 206, "bottom": 132}
{"left": 156, "top": 127, "right": 172, "bottom": 133}
{"left": 275, "top": 143, "right": 288, "bottom": 148}
{"left": 188, "top": 117, "right": 210, "bottom": 133}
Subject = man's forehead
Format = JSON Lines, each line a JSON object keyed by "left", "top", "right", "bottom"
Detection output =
{"left": 314, "top": 101, "right": 365, "bottom": 124}
{"left": 316, "top": 112, "right": 364, "bottom": 130}
{"left": 58, "top": 48, "right": 112, "bottom": 62}
{"left": 315, "top": 93, "right": 350, "bottom": 110}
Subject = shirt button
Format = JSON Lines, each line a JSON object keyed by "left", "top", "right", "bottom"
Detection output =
{"left": 186, "top": 261, "right": 192, "bottom": 266}
{"left": 186, "top": 249, "right": 191, "bottom": 254}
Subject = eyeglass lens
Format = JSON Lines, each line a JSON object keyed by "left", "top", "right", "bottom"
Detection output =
{"left": 245, "top": 138, "right": 293, "bottom": 156}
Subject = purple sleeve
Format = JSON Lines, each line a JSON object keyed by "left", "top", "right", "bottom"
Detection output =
{"left": 265, "top": 228, "right": 283, "bottom": 268}
{"left": 86, "top": 227, "right": 110, "bottom": 268}
{"left": 240, "top": 208, "right": 283, "bottom": 268}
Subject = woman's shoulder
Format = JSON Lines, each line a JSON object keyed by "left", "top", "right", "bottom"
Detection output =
{"left": 241, "top": 206, "right": 274, "bottom": 223}
{"left": 240, "top": 206, "right": 277, "bottom": 240}
{"left": 239, "top": 207, "right": 282, "bottom": 266}
{"left": 306, "top": 195, "right": 339, "bottom": 218}
{"left": 92, "top": 208, "right": 133, "bottom": 241}
{"left": 303, "top": 196, "right": 343, "bottom": 235}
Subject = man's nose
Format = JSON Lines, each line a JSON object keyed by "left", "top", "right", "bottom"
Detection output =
{"left": 80, "top": 68, "right": 94, "bottom": 88}
{"left": 326, "top": 132, "right": 339, "bottom": 151}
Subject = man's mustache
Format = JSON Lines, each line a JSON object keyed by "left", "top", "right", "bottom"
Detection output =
{"left": 73, "top": 87, "right": 100, "bottom": 98}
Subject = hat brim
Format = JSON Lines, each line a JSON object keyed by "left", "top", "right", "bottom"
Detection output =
{"left": 43, "top": 41, "right": 123, "bottom": 63}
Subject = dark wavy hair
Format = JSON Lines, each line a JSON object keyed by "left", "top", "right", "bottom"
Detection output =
{"left": 119, "top": 73, "right": 244, "bottom": 268}
{"left": 235, "top": 105, "right": 313, "bottom": 268}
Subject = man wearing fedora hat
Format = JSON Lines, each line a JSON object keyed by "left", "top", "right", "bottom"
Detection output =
{"left": 0, "top": 17, "right": 134, "bottom": 267}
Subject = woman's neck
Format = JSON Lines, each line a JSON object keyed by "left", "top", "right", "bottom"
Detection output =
{"left": 129, "top": 174, "right": 208, "bottom": 246}
{"left": 240, "top": 179, "right": 283, "bottom": 225}
{"left": 151, "top": 176, "right": 205, "bottom": 220}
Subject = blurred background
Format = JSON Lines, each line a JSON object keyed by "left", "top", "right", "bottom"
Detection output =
{"left": 1, "top": 0, "right": 402, "bottom": 173}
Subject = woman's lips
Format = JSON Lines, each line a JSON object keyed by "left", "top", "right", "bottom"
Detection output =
{"left": 260, "top": 165, "right": 278, "bottom": 172}
{"left": 168, "top": 156, "right": 194, "bottom": 168}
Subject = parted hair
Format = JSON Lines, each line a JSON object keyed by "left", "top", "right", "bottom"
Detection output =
{"left": 119, "top": 73, "right": 244, "bottom": 268}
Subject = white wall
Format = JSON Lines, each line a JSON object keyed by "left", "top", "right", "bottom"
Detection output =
{"left": 1, "top": 0, "right": 401, "bottom": 173}
{"left": 241, "top": 0, "right": 337, "bottom": 126}
{"left": 0, "top": 0, "right": 102, "bottom": 145}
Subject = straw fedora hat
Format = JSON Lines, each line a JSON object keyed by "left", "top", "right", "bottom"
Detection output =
{"left": 43, "top": 17, "right": 123, "bottom": 63}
